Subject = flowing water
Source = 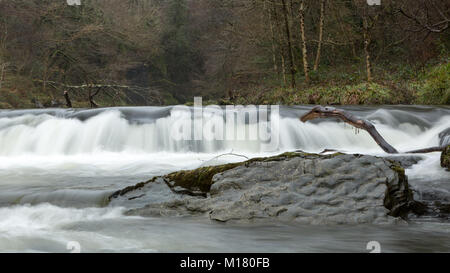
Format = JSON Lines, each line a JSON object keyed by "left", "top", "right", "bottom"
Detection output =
{"left": 0, "top": 105, "right": 449, "bottom": 253}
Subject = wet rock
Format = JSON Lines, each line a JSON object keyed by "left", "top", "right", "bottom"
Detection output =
{"left": 384, "top": 155, "right": 424, "bottom": 169}
{"left": 109, "top": 152, "right": 422, "bottom": 225}
{"left": 439, "top": 128, "right": 450, "bottom": 147}
{"left": 441, "top": 145, "right": 450, "bottom": 170}
{"left": 31, "top": 98, "right": 44, "bottom": 109}
{"left": 51, "top": 100, "right": 63, "bottom": 108}
{"left": 432, "top": 201, "right": 450, "bottom": 220}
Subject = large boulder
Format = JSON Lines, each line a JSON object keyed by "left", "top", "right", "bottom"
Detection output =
{"left": 109, "top": 152, "right": 423, "bottom": 225}
{"left": 442, "top": 145, "right": 450, "bottom": 170}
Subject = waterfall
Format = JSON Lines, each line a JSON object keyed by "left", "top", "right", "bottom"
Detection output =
{"left": 0, "top": 106, "right": 448, "bottom": 156}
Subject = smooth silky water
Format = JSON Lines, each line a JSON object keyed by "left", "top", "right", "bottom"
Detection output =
{"left": 0, "top": 105, "right": 449, "bottom": 252}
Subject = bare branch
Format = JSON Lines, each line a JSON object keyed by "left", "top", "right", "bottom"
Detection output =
{"left": 300, "top": 106, "right": 444, "bottom": 154}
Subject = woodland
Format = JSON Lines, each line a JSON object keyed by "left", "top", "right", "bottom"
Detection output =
{"left": 0, "top": 0, "right": 448, "bottom": 108}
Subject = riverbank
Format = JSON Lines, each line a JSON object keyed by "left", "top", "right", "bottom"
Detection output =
{"left": 0, "top": 62, "right": 448, "bottom": 109}
{"left": 213, "top": 62, "right": 450, "bottom": 106}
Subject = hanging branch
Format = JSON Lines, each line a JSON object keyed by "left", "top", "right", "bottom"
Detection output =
{"left": 397, "top": 7, "right": 449, "bottom": 33}
{"left": 300, "top": 106, "right": 445, "bottom": 154}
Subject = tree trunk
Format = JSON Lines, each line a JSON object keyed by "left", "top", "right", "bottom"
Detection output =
{"left": 281, "top": 0, "right": 296, "bottom": 88}
{"left": 280, "top": 50, "right": 287, "bottom": 86}
{"left": 363, "top": 16, "right": 372, "bottom": 82}
{"left": 266, "top": 0, "right": 278, "bottom": 74}
{"left": 64, "top": 90, "right": 72, "bottom": 108}
{"left": 299, "top": 0, "right": 309, "bottom": 83}
{"left": 274, "top": 5, "right": 287, "bottom": 86}
{"left": 314, "top": 0, "right": 326, "bottom": 72}
{"left": 0, "top": 63, "right": 6, "bottom": 92}
{"left": 43, "top": 65, "right": 48, "bottom": 95}
{"left": 89, "top": 88, "right": 101, "bottom": 108}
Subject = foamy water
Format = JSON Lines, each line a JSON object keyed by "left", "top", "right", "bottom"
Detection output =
{"left": 0, "top": 105, "right": 448, "bottom": 252}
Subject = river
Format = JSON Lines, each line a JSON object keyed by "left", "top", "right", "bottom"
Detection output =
{"left": 0, "top": 105, "right": 449, "bottom": 252}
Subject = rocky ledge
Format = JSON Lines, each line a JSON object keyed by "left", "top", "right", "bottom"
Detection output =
{"left": 109, "top": 152, "right": 425, "bottom": 225}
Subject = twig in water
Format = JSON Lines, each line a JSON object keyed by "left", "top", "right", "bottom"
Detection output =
{"left": 199, "top": 150, "right": 249, "bottom": 167}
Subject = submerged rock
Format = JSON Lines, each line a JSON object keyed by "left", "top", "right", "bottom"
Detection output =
{"left": 442, "top": 145, "right": 450, "bottom": 170}
{"left": 383, "top": 155, "right": 424, "bottom": 169}
{"left": 109, "top": 152, "right": 423, "bottom": 225}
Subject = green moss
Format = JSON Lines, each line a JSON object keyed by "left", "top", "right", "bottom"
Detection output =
{"left": 384, "top": 162, "right": 427, "bottom": 218}
{"left": 441, "top": 145, "right": 450, "bottom": 170}
{"left": 247, "top": 151, "right": 344, "bottom": 163}
{"left": 247, "top": 81, "right": 407, "bottom": 106}
{"left": 111, "top": 151, "right": 427, "bottom": 219}
{"left": 162, "top": 92, "right": 179, "bottom": 105}
{"left": 165, "top": 151, "right": 343, "bottom": 192}
{"left": 110, "top": 151, "right": 342, "bottom": 198}
{"left": 165, "top": 163, "right": 243, "bottom": 192}
{"left": 3, "top": 62, "right": 449, "bottom": 108}
{"left": 219, "top": 62, "right": 449, "bottom": 106}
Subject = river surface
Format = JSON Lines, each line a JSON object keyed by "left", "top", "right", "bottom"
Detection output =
{"left": 0, "top": 105, "right": 449, "bottom": 253}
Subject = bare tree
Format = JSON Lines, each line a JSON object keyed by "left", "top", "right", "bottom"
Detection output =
{"left": 281, "top": 0, "right": 297, "bottom": 88}
{"left": 363, "top": 13, "right": 373, "bottom": 82}
{"left": 273, "top": 3, "right": 288, "bottom": 86}
{"left": 299, "top": 0, "right": 309, "bottom": 83}
{"left": 396, "top": 0, "right": 449, "bottom": 34}
{"left": 63, "top": 90, "right": 72, "bottom": 108}
{"left": 265, "top": 0, "right": 278, "bottom": 74}
{"left": 353, "top": 0, "right": 379, "bottom": 82}
{"left": 0, "top": 62, "right": 7, "bottom": 92}
{"left": 0, "top": 18, "right": 8, "bottom": 93}
{"left": 314, "top": 0, "right": 326, "bottom": 72}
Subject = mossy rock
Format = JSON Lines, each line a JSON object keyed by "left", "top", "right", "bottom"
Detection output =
{"left": 165, "top": 151, "right": 325, "bottom": 192}
{"left": 110, "top": 151, "right": 338, "bottom": 199}
{"left": 441, "top": 145, "right": 450, "bottom": 170}
{"left": 165, "top": 163, "right": 243, "bottom": 192}
{"left": 110, "top": 151, "right": 424, "bottom": 221}
{"left": 384, "top": 162, "right": 426, "bottom": 217}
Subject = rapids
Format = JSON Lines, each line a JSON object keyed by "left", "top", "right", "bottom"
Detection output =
{"left": 0, "top": 105, "right": 448, "bottom": 252}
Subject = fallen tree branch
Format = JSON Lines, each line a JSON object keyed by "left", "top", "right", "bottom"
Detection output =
{"left": 300, "top": 106, "right": 444, "bottom": 154}
{"left": 33, "top": 79, "right": 163, "bottom": 106}
{"left": 405, "top": 146, "right": 445, "bottom": 154}
{"left": 33, "top": 79, "right": 150, "bottom": 91}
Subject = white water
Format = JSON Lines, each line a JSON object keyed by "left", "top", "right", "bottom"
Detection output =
{"left": 0, "top": 107, "right": 448, "bottom": 155}
{"left": 0, "top": 106, "right": 449, "bottom": 252}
